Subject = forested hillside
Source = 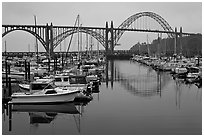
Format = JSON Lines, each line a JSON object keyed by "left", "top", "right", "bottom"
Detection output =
{"left": 129, "top": 34, "right": 202, "bottom": 57}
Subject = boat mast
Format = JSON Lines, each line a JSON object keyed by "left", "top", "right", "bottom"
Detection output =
{"left": 97, "top": 39, "right": 99, "bottom": 60}
{"left": 66, "top": 14, "right": 79, "bottom": 54}
{"left": 86, "top": 31, "right": 89, "bottom": 58}
{"left": 80, "top": 24, "right": 82, "bottom": 59}
{"left": 4, "top": 41, "right": 7, "bottom": 54}
{"left": 34, "top": 15, "right": 38, "bottom": 65}
{"left": 77, "top": 15, "right": 80, "bottom": 61}
{"left": 90, "top": 36, "right": 93, "bottom": 59}
{"left": 146, "top": 34, "right": 150, "bottom": 57}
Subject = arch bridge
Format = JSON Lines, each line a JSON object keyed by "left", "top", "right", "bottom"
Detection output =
{"left": 2, "top": 12, "right": 199, "bottom": 57}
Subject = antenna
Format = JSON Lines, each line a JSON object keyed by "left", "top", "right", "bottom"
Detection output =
{"left": 67, "top": 14, "right": 80, "bottom": 53}
{"left": 147, "top": 34, "right": 150, "bottom": 56}
{"left": 34, "top": 15, "right": 38, "bottom": 64}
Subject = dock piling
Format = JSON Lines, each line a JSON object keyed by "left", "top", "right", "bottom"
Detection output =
{"left": 24, "top": 60, "right": 27, "bottom": 81}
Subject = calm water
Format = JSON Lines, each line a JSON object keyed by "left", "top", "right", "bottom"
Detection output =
{"left": 2, "top": 60, "right": 202, "bottom": 135}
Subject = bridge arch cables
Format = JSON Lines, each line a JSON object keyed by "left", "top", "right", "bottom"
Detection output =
{"left": 52, "top": 27, "right": 106, "bottom": 50}
{"left": 114, "top": 11, "right": 174, "bottom": 45}
{"left": 2, "top": 25, "right": 47, "bottom": 51}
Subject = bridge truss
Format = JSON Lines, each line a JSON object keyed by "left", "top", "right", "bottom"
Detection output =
{"left": 2, "top": 12, "right": 199, "bottom": 57}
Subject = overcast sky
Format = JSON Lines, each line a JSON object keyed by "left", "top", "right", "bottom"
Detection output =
{"left": 2, "top": 2, "right": 202, "bottom": 52}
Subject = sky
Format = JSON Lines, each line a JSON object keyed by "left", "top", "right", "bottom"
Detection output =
{"left": 2, "top": 2, "right": 202, "bottom": 52}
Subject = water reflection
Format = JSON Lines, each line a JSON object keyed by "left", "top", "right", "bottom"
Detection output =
{"left": 105, "top": 60, "right": 172, "bottom": 97}
{"left": 2, "top": 60, "right": 201, "bottom": 135}
{"left": 5, "top": 102, "right": 82, "bottom": 134}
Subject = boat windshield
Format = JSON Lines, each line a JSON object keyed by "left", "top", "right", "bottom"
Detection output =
{"left": 69, "top": 76, "right": 87, "bottom": 84}
{"left": 31, "top": 83, "right": 53, "bottom": 90}
{"left": 64, "top": 77, "right": 69, "bottom": 81}
{"left": 55, "top": 78, "right": 62, "bottom": 82}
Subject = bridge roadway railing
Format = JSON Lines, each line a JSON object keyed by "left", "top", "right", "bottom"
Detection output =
{"left": 2, "top": 50, "right": 136, "bottom": 58}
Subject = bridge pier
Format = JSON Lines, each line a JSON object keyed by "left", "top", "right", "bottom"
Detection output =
{"left": 110, "top": 21, "right": 114, "bottom": 55}
{"left": 45, "top": 23, "right": 50, "bottom": 56}
{"left": 50, "top": 23, "right": 54, "bottom": 57}
{"left": 105, "top": 21, "right": 109, "bottom": 57}
{"left": 105, "top": 21, "right": 115, "bottom": 59}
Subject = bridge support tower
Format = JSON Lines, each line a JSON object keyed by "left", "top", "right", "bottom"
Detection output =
{"left": 105, "top": 21, "right": 115, "bottom": 59}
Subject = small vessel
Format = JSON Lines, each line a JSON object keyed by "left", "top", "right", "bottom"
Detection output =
{"left": 185, "top": 66, "right": 200, "bottom": 83}
{"left": 10, "top": 79, "right": 81, "bottom": 104}
{"left": 54, "top": 74, "right": 92, "bottom": 92}
{"left": 19, "top": 78, "right": 54, "bottom": 93}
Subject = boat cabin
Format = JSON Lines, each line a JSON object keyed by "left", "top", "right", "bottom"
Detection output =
{"left": 30, "top": 79, "right": 55, "bottom": 93}
{"left": 54, "top": 75, "right": 88, "bottom": 87}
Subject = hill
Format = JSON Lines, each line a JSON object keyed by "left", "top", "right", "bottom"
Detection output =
{"left": 129, "top": 34, "right": 202, "bottom": 57}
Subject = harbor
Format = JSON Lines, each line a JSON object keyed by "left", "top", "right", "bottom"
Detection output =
{"left": 2, "top": 59, "right": 202, "bottom": 134}
{"left": 2, "top": 2, "right": 202, "bottom": 135}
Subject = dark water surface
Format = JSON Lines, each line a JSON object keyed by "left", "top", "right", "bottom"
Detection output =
{"left": 2, "top": 60, "right": 202, "bottom": 135}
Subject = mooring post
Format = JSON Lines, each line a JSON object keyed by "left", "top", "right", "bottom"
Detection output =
{"left": 24, "top": 60, "right": 27, "bottom": 81}
{"left": 5, "top": 58, "right": 8, "bottom": 87}
{"left": 157, "top": 33, "right": 160, "bottom": 58}
{"left": 27, "top": 62, "right": 30, "bottom": 82}
{"left": 53, "top": 57, "right": 56, "bottom": 73}
{"left": 8, "top": 63, "right": 10, "bottom": 75}
{"left": 8, "top": 104, "right": 12, "bottom": 131}
{"left": 105, "top": 60, "right": 109, "bottom": 88}
{"left": 62, "top": 53, "right": 64, "bottom": 69}
{"left": 8, "top": 77, "right": 12, "bottom": 97}
{"left": 110, "top": 59, "right": 114, "bottom": 89}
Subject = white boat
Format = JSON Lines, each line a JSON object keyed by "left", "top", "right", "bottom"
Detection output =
{"left": 10, "top": 87, "right": 80, "bottom": 104}
{"left": 19, "top": 78, "right": 54, "bottom": 93}
{"left": 54, "top": 75, "right": 91, "bottom": 92}
{"left": 185, "top": 67, "right": 200, "bottom": 83}
{"left": 10, "top": 79, "right": 81, "bottom": 104}
{"left": 54, "top": 74, "right": 72, "bottom": 87}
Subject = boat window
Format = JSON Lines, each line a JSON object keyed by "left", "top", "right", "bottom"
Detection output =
{"left": 64, "top": 77, "right": 69, "bottom": 81}
{"left": 45, "top": 90, "right": 57, "bottom": 94}
{"left": 45, "top": 84, "right": 54, "bottom": 89}
{"left": 69, "top": 77, "right": 87, "bottom": 84}
{"left": 55, "top": 78, "right": 62, "bottom": 82}
{"left": 31, "top": 84, "right": 48, "bottom": 90}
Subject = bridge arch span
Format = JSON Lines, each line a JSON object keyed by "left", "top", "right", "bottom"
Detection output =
{"left": 115, "top": 11, "right": 174, "bottom": 45}
{"left": 53, "top": 28, "right": 105, "bottom": 50}
{"left": 2, "top": 29, "right": 47, "bottom": 51}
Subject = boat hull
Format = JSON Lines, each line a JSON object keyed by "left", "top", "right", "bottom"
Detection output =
{"left": 10, "top": 90, "right": 80, "bottom": 104}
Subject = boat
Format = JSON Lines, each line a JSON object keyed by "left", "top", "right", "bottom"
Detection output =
{"left": 54, "top": 74, "right": 92, "bottom": 92}
{"left": 11, "top": 102, "right": 80, "bottom": 124}
{"left": 10, "top": 79, "right": 81, "bottom": 104}
{"left": 2, "top": 70, "right": 34, "bottom": 81}
{"left": 54, "top": 74, "right": 74, "bottom": 87}
{"left": 185, "top": 66, "right": 201, "bottom": 83}
{"left": 19, "top": 78, "right": 54, "bottom": 93}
